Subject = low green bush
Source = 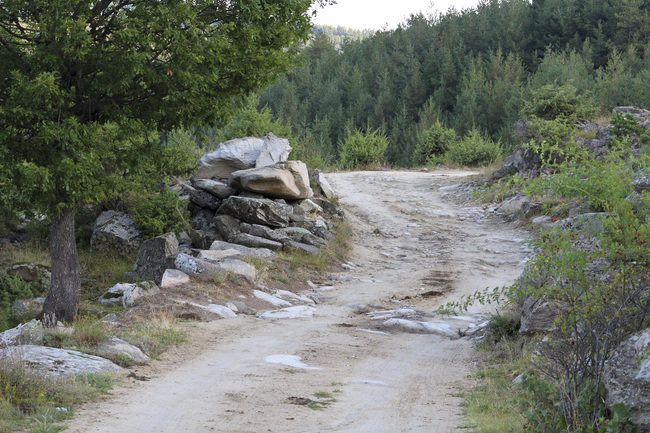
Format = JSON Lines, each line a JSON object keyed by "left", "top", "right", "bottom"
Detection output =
{"left": 0, "top": 276, "right": 36, "bottom": 331}
{"left": 129, "top": 189, "right": 189, "bottom": 239}
{"left": 526, "top": 118, "right": 576, "bottom": 163}
{"left": 446, "top": 128, "right": 502, "bottom": 167}
{"left": 338, "top": 127, "right": 388, "bottom": 169}
{"left": 482, "top": 313, "right": 520, "bottom": 344}
{"left": 611, "top": 112, "right": 643, "bottom": 138}
{"left": 412, "top": 120, "right": 458, "bottom": 166}
{"left": 521, "top": 84, "right": 596, "bottom": 123}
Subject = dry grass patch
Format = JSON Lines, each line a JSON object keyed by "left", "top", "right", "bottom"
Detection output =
{"left": 0, "top": 358, "right": 118, "bottom": 433}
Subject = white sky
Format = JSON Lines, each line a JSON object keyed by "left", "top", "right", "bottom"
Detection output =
{"left": 312, "top": 0, "right": 482, "bottom": 30}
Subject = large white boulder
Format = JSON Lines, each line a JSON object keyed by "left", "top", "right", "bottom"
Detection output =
{"left": 196, "top": 133, "right": 292, "bottom": 179}
{"left": 228, "top": 161, "right": 313, "bottom": 200}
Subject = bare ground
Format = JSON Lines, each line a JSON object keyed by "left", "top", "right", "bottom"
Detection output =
{"left": 64, "top": 169, "right": 530, "bottom": 433}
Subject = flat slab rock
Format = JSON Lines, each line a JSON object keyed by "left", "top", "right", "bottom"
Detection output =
{"left": 174, "top": 253, "right": 257, "bottom": 283}
{"left": 0, "top": 345, "right": 124, "bottom": 377}
{"left": 185, "top": 302, "right": 237, "bottom": 319}
{"left": 259, "top": 306, "right": 316, "bottom": 319}
{"left": 253, "top": 290, "right": 292, "bottom": 307}
{"left": 209, "top": 240, "right": 275, "bottom": 259}
{"left": 380, "top": 318, "right": 460, "bottom": 339}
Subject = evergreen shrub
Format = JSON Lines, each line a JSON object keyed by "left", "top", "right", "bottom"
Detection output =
{"left": 130, "top": 189, "right": 189, "bottom": 239}
{"left": 522, "top": 84, "right": 596, "bottom": 123}
{"left": 412, "top": 120, "right": 458, "bottom": 166}
{"left": 338, "top": 127, "right": 388, "bottom": 169}
{"left": 446, "top": 129, "right": 502, "bottom": 167}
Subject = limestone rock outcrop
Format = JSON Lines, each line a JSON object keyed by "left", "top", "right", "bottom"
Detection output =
{"left": 196, "top": 133, "right": 292, "bottom": 179}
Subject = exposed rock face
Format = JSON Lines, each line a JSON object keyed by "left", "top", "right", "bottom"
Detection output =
{"left": 259, "top": 305, "right": 316, "bottom": 319}
{"left": 217, "top": 196, "right": 292, "bottom": 228}
{"left": 197, "top": 249, "right": 243, "bottom": 262}
{"left": 92, "top": 336, "right": 150, "bottom": 365}
{"left": 298, "top": 199, "right": 322, "bottom": 215}
{"left": 240, "top": 223, "right": 287, "bottom": 242}
{"left": 634, "top": 170, "right": 650, "bottom": 193}
{"left": 196, "top": 133, "right": 292, "bottom": 179}
{"left": 381, "top": 318, "right": 458, "bottom": 338}
{"left": 303, "top": 219, "right": 334, "bottom": 240}
{"left": 614, "top": 106, "right": 650, "bottom": 129}
{"left": 312, "top": 197, "right": 345, "bottom": 220}
{"left": 228, "top": 161, "right": 313, "bottom": 200}
{"left": 98, "top": 282, "right": 159, "bottom": 308}
{"left": 0, "top": 345, "right": 124, "bottom": 377}
{"left": 182, "top": 302, "right": 237, "bottom": 319}
{"left": 190, "top": 209, "right": 216, "bottom": 232}
{"left": 190, "top": 229, "right": 223, "bottom": 250}
{"left": 90, "top": 211, "right": 142, "bottom": 255}
{"left": 0, "top": 320, "right": 44, "bottom": 347}
{"left": 275, "top": 227, "right": 327, "bottom": 247}
{"left": 216, "top": 258, "right": 258, "bottom": 283}
{"left": 282, "top": 240, "right": 320, "bottom": 254}
{"left": 191, "top": 178, "right": 237, "bottom": 199}
{"left": 209, "top": 240, "right": 275, "bottom": 259}
{"left": 133, "top": 232, "right": 179, "bottom": 285}
{"left": 604, "top": 328, "right": 650, "bottom": 431}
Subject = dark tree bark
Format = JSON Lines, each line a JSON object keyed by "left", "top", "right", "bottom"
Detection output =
{"left": 42, "top": 209, "right": 80, "bottom": 326}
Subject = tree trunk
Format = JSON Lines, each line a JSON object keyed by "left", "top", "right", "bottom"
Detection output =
{"left": 42, "top": 209, "right": 80, "bottom": 326}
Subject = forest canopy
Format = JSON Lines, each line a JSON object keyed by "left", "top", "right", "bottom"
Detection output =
{"left": 236, "top": 0, "right": 650, "bottom": 167}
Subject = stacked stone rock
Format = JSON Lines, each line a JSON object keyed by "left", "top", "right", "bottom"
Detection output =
{"left": 90, "top": 133, "right": 340, "bottom": 286}
{"left": 184, "top": 133, "right": 337, "bottom": 256}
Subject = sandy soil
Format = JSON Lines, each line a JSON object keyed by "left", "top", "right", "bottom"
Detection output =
{"left": 64, "top": 169, "right": 530, "bottom": 433}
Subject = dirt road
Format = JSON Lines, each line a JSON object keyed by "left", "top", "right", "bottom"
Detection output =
{"left": 65, "top": 170, "right": 530, "bottom": 433}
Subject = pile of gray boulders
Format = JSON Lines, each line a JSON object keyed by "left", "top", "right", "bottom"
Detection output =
{"left": 0, "top": 133, "right": 343, "bottom": 378}
{"left": 88, "top": 132, "right": 342, "bottom": 293}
